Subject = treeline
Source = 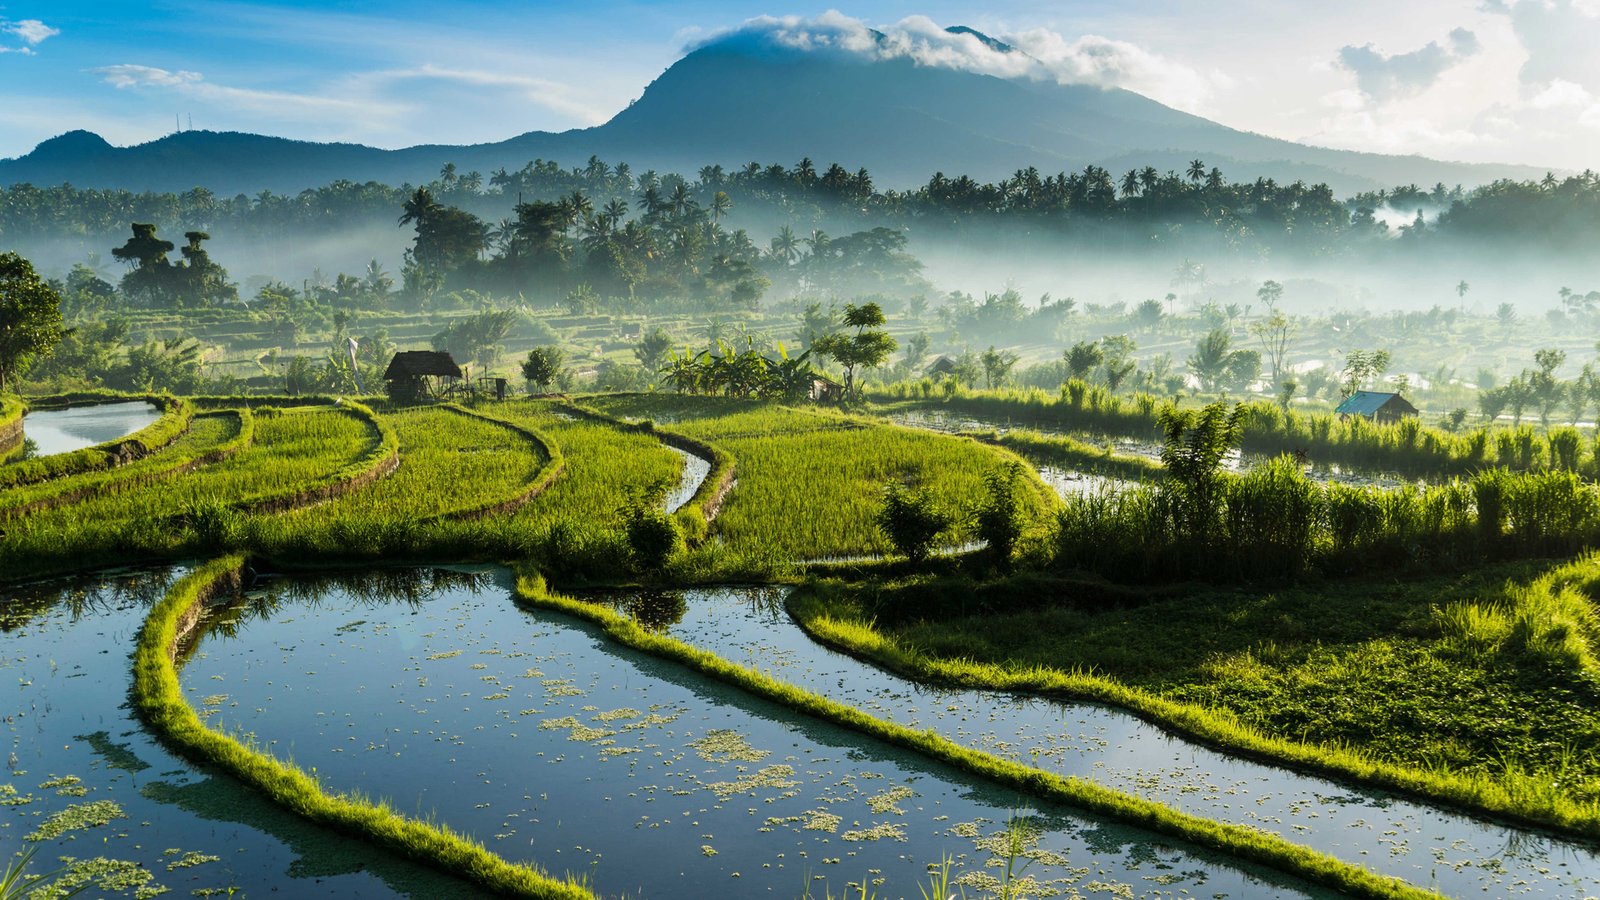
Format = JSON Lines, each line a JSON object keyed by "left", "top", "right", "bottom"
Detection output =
{"left": 4, "top": 155, "right": 1599, "bottom": 255}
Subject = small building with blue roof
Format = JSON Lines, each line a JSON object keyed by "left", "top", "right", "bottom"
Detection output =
{"left": 1334, "top": 390, "right": 1418, "bottom": 424}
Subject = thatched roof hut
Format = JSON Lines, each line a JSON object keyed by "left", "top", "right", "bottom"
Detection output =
{"left": 384, "top": 351, "right": 462, "bottom": 402}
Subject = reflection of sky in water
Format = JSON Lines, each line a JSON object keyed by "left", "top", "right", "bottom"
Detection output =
{"left": 663, "top": 444, "right": 711, "bottom": 513}
{"left": 184, "top": 570, "right": 1324, "bottom": 899}
{"left": 0, "top": 569, "right": 469, "bottom": 898}
{"left": 16, "top": 401, "right": 160, "bottom": 458}
{"left": 592, "top": 585, "right": 1600, "bottom": 899}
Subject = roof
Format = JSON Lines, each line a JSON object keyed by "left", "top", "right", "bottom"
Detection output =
{"left": 384, "top": 350, "right": 462, "bottom": 379}
{"left": 1334, "top": 390, "right": 1416, "bottom": 417}
{"left": 926, "top": 355, "right": 957, "bottom": 374}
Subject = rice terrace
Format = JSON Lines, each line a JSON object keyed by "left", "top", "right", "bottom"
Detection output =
{"left": 5, "top": 3, "right": 1600, "bottom": 899}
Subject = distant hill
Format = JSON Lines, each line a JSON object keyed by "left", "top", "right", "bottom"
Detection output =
{"left": 0, "top": 27, "right": 1551, "bottom": 196}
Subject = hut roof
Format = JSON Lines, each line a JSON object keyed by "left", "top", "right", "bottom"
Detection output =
{"left": 926, "top": 355, "right": 957, "bottom": 375}
{"left": 1334, "top": 390, "right": 1416, "bottom": 417}
{"left": 385, "top": 351, "right": 462, "bottom": 379}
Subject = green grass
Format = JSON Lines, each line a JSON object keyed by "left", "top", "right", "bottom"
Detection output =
{"left": 490, "top": 400, "right": 680, "bottom": 534}
{"left": 791, "top": 556, "right": 1600, "bottom": 840}
{"left": 0, "top": 409, "right": 252, "bottom": 516}
{"left": 586, "top": 395, "right": 1055, "bottom": 561}
{"left": 0, "top": 394, "right": 194, "bottom": 490}
{"left": 870, "top": 383, "right": 1576, "bottom": 479}
{"left": 0, "top": 404, "right": 379, "bottom": 577}
{"left": 246, "top": 404, "right": 555, "bottom": 561}
{"left": 132, "top": 557, "right": 594, "bottom": 899}
{"left": 514, "top": 569, "right": 1438, "bottom": 900}
{"left": 0, "top": 394, "right": 22, "bottom": 456}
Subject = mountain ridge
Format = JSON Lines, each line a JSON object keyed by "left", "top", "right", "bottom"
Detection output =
{"left": 0, "top": 27, "right": 1552, "bottom": 196}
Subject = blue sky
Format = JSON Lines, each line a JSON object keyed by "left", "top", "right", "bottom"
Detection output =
{"left": 3, "top": 1, "right": 1597, "bottom": 170}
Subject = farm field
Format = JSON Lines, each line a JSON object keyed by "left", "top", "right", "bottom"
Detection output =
{"left": 3, "top": 389, "right": 1600, "bottom": 900}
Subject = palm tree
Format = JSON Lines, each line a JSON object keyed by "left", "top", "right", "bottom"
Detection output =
{"left": 709, "top": 191, "right": 732, "bottom": 222}
{"left": 1120, "top": 170, "right": 1140, "bottom": 198}
{"left": 1187, "top": 159, "right": 1206, "bottom": 184}
{"left": 769, "top": 225, "right": 800, "bottom": 265}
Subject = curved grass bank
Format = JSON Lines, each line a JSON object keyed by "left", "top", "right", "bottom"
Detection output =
{"left": 788, "top": 579, "right": 1600, "bottom": 846}
{"left": 0, "top": 393, "right": 22, "bottom": 456}
{"left": 0, "top": 393, "right": 194, "bottom": 490}
{"left": 134, "top": 556, "right": 595, "bottom": 900}
{"left": 514, "top": 571, "right": 1439, "bottom": 900}
{"left": 556, "top": 399, "right": 735, "bottom": 539}
{"left": 1, "top": 408, "right": 255, "bottom": 518}
{"left": 422, "top": 404, "right": 563, "bottom": 523}
{"left": 238, "top": 400, "right": 399, "bottom": 514}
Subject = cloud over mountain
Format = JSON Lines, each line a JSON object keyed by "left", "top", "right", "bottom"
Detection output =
{"left": 691, "top": 11, "right": 1227, "bottom": 112}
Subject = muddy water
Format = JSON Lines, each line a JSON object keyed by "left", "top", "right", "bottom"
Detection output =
{"left": 587, "top": 585, "right": 1600, "bottom": 898}
{"left": 180, "top": 568, "right": 1327, "bottom": 899}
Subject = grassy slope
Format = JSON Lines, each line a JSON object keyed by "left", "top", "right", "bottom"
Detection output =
{"left": 586, "top": 394, "right": 1057, "bottom": 560}
{"left": 0, "top": 409, "right": 248, "bottom": 514}
{"left": 795, "top": 555, "right": 1600, "bottom": 837}
{"left": 0, "top": 405, "right": 375, "bottom": 576}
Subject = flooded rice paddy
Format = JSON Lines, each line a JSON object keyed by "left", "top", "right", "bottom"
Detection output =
{"left": 0, "top": 568, "right": 483, "bottom": 898}
{"left": 13, "top": 401, "right": 161, "bottom": 459}
{"left": 179, "top": 568, "right": 1327, "bottom": 898}
{"left": 587, "top": 585, "right": 1600, "bottom": 899}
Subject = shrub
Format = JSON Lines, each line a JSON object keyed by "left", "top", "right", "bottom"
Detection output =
{"left": 624, "top": 491, "right": 684, "bottom": 572}
{"left": 876, "top": 480, "right": 952, "bottom": 562}
{"left": 975, "top": 462, "right": 1026, "bottom": 563}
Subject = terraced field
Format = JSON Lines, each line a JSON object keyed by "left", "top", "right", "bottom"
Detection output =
{"left": 4, "top": 390, "right": 1599, "bottom": 900}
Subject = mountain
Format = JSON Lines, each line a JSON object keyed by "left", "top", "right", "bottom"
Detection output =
{"left": 0, "top": 27, "right": 1551, "bottom": 196}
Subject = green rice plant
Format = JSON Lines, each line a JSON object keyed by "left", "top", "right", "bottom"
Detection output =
{"left": 991, "top": 429, "right": 1160, "bottom": 483}
{"left": 0, "top": 394, "right": 194, "bottom": 490}
{"left": 133, "top": 557, "right": 594, "bottom": 899}
{"left": 0, "top": 405, "right": 378, "bottom": 577}
{"left": 248, "top": 405, "right": 554, "bottom": 560}
{"left": 790, "top": 570, "right": 1600, "bottom": 848}
{"left": 0, "top": 409, "right": 251, "bottom": 517}
{"left": 869, "top": 384, "right": 1574, "bottom": 480}
{"left": 587, "top": 395, "right": 1053, "bottom": 561}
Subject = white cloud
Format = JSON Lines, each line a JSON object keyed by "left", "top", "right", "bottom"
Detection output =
{"left": 91, "top": 64, "right": 393, "bottom": 123}
{"left": 691, "top": 11, "right": 1230, "bottom": 113}
{"left": 0, "top": 17, "right": 57, "bottom": 53}
{"left": 94, "top": 64, "right": 203, "bottom": 88}
{"left": 357, "top": 64, "right": 609, "bottom": 125}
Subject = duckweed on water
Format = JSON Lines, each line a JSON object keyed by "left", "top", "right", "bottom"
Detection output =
{"left": 688, "top": 729, "right": 770, "bottom": 763}
{"left": 25, "top": 798, "right": 127, "bottom": 841}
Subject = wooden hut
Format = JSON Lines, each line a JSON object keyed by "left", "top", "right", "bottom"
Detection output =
{"left": 1334, "top": 390, "right": 1418, "bottom": 424}
{"left": 809, "top": 373, "right": 845, "bottom": 403}
{"left": 926, "top": 355, "right": 958, "bottom": 377}
{"left": 384, "top": 350, "right": 463, "bottom": 403}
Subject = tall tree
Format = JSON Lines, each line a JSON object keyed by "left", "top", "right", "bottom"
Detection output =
{"left": 813, "top": 302, "right": 896, "bottom": 400}
{"left": 0, "top": 252, "right": 64, "bottom": 392}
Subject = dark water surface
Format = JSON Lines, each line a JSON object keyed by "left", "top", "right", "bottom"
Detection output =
{"left": 0, "top": 568, "right": 479, "bottom": 898}
{"left": 589, "top": 585, "right": 1600, "bottom": 898}
{"left": 181, "top": 568, "right": 1326, "bottom": 899}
